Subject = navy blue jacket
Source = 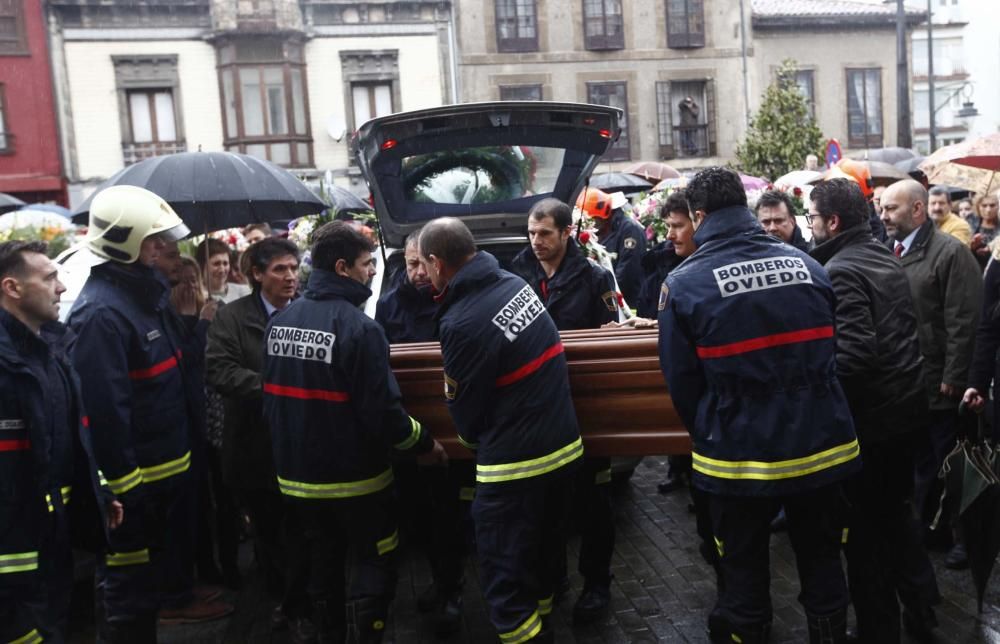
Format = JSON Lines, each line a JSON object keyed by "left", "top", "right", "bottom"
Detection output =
{"left": 0, "top": 312, "right": 108, "bottom": 611}
{"left": 636, "top": 241, "right": 684, "bottom": 320}
{"left": 68, "top": 262, "right": 193, "bottom": 505}
{"left": 375, "top": 270, "right": 438, "bottom": 343}
{"left": 511, "top": 239, "right": 618, "bottom": 331}
{"left": 598, "top": 211, "right": 647, "bottom": 309}
{"left": 436, "top": 252, "right": 582, "bottom": 487}
{"left": 262, "top": 269, "right": 432, "bottom": 501}
{"left": 658, "top": 206, "right": 860, "bottom": 497}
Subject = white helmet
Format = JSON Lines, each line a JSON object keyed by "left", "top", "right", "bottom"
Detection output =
{"left": 84, "top": 185, "right": 190, "bottom": 263}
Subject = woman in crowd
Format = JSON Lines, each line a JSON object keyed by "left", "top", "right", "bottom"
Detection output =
{"left": 195, "top": 238, "right": 252, "bottom": 304}
{"left": 971, "top": 193, "right": 1000, "bottom": 268}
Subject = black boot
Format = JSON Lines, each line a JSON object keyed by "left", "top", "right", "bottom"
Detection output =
{"left": 433, "top": 590, "right": 463, "bottom": 638}
{"left": 345, "top": 597, "right": 388, "bottom": 644}
{"left": 807, "top": 609, "right": 848, "bottom": 644}
{"left": 707, "top": 615, "right": 771, "bottom": 644}
{"left": 572, "top": 583, "right": 610, "bottom": 624}
{"left": 311, "top": 598, "right": 346, "bottom": 644}
{"left": 106, "top": 615, "right": 157, "bottom": 644}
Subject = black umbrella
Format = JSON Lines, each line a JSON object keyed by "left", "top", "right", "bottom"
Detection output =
{"left": 71, "top": 151, "right": 326, "bottom": 230}
{"left": 0, "top": 192, "right": 27, "bottom": 215}
{"left": 853, "top": 147, "right": 918, "bottom": 165}
{"left": 322, "top": 185, "right": 371, "bottom": 215}
{"left": 895, "top": 157, "right": 927, "bottom": 175}
{"left": 936, "top": 409, "right": 1000, "bottom": 612}
{"left": 589, "top": 172, "right": 653, "bottom": 195}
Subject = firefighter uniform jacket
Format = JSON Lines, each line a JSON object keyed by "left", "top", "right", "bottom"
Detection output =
{"left": 1, "top": 311, "right": 108, "bottom": 643}
{"left": 436, "top": 252, "right": 582, "bottom": 486}
{"left": 68, "top": 262, "right": 194, "bottom": 507}
{"left": 511, "top": 238, "right": 618, "bottom": 330}
{"left": 658, "top": 206, "right": 860, "bottom": 497}
{"left": 598, "top": 210, "right": 647, "bottom": 309}
{"left": 262, "top": 269, "right": 432, "bottom": 502}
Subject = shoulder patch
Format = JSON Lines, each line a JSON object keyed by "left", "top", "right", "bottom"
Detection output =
{"left": 601, "top": 290, "right": 618, "bottom": 312}
{"left": 658, "top": 283, "right": 670, "bottom": 311}
{"left": 146, "top": 330, "right": 162, "bottom": 342}
{"left": 444, "top": 373, "right": 458, "bottom": 401}
{"left": 623, "top": 237, "right": 637, "bottom": 250}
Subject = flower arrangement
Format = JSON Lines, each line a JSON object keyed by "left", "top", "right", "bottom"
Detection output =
{"left": 632, "top": 189, "right": 674, "bottom": 244}
{"left": 0, "top": 223, "right": 78, "bottom": 258}
{"left": 209, "top": 227, "right": 250, "bottom": 252}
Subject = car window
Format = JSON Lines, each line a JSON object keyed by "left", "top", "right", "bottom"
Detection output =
{"left": 402, "top": 145, "right": 565, "bottom": 205}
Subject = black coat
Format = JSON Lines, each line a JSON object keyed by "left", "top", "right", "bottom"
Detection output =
{"left": 375, "top": 272, "right": 438, "bottom": 343}
{"left": 510, "top": 239, "right": 618, "bottom": 331}
{"left": 598, "top": 211, "right": 647, "bottom": 309}
{"left": 437, "top": 252, "right": 582, "bottom": 487}
{"left": 968, "top": 254, "right": 1000, "bottom": 423}
{"left": 810, "top": 227, "right": 928, "bottom": 443}
{"left": 262, "top": 270, "right": 432, "bottom": 501}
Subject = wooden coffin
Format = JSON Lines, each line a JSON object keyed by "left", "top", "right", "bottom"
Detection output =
{"left": 389, "top": 327, "right": 691, "bottom": 458}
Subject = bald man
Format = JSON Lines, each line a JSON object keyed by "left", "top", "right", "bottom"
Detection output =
{"left": 419, "top": 217, "right": 582, "bottom": 643}
{"left": 880, "top": 179, "right": 982, "bottom": 585}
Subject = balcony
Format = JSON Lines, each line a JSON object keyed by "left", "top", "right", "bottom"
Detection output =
{"left": 122, "top": 141, "right": 187, "bottom": 166}
{"left": 672, "top": 124, "right": 710, "bottom": 158}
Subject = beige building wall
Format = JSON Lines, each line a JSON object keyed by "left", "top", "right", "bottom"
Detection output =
{"left": 454, "top": 0, "right": 751, "bottom": 170}
{"left": 306, "top": 34, "right": 444, "bottom": 172}
{"left": 754, "top": 29, "right": 901, "bottom": 156}
{"left": 64, "top": 40, "right": 223, "bottom": 181}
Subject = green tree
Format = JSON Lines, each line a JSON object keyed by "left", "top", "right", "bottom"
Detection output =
{"left": 736, "top": 60, "right": 824, "bottom": 181}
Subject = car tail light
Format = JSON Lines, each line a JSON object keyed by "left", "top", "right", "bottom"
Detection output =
{"left": 599, "top": 129, "right": 611, "bottom": 139}
{"left": 381, "top": 139, "right": 398, "bottom": 150}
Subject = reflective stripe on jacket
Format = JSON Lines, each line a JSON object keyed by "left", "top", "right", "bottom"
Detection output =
{"left": 436, "top": 252, "right": 582, "bottom": 487}
{"left": 658, "top": 206, "right": 859, "bottom": 496}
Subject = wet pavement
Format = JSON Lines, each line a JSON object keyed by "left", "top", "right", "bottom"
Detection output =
{"left": 73, "top": 456, "right": 1000, "bottom": 643}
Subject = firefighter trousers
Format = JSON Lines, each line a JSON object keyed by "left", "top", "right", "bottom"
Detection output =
{"left": 472, "top": 474, "right": 573, "bottom": 643}
{"left": 96, "top": 472, "right": 195, "bottom": 632}
{"left": 292, "top": 488, "right": 400, "bottom": 637}
{"left": 707, "top": 484, "right": 849, "bottom": 635}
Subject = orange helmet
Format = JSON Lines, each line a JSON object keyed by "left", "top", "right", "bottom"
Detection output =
{"left": 833, "top": 158, "right": 874, "bottom": 200}
{"left": 575, "top": 187, "right": 612, "bottom": 219}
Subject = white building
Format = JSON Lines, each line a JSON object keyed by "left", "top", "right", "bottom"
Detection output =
{"left": 47, "top": 0, "right": 456, "bottom": 206}
{"left": 906, "top": 0, "right": 999, "bottom": 152}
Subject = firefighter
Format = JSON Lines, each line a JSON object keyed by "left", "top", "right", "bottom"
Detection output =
{"left": 576, "top": 188, "right": 647, "bottom": 309}
{"left": 418, "top": 217, "right": 583, "bottom": 643}
{"left": 263, "top": 221, "right": 445, "bottom": 643}
{"left": 511, "top": 198, "right": 618, "bottom": 623}
{"left": 0, "top": 241, "right": 120, "bottom": 644}
{"left": 375, "top": 233, "right": 473, "bottom": 638}
{"left": 68, "top": 185, "right": 231, "bottom": 643}
{"left": 659, "top": 168, "right": 860, "bottom": 643}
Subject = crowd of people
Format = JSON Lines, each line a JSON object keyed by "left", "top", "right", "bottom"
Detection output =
{"left": 1, "top": 162, "right": 998, "bottom": 644}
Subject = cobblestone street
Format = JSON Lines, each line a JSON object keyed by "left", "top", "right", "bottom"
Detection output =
{"left": 94, "top": 456, "right": 997, "bottom": 643}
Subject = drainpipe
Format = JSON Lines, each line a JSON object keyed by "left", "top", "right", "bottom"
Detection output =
{"left": 738, "top": 0, "right": 751, "bottom": 130}
{"left": 448, "top": 1, "right": 460, "bottom": 104}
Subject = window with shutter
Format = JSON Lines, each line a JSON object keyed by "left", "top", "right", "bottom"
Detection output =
{"left": 666, "top": 0, "right": 705, "bottom": 49}
{"left": 587, "top": 81, "right": 630, "bottom": 161}
{"left": 846, "top": 68, "right": 883, "bottom": 148}
{"left": 495, "top": 0, "right": 539, "bottom": 53}
{"left": 583, "top": 0, "right": 624, "bottom": 51}
{"left": 499, "top": 85, "right": 543, "bottom": 101}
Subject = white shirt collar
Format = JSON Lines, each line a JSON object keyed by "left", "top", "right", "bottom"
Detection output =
{"left": 897, "top": 226, "right": 920, "bottom": 256}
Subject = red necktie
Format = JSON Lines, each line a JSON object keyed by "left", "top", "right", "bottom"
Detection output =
{"left": 894, "top": 243, "right": 904, "bottom": 258}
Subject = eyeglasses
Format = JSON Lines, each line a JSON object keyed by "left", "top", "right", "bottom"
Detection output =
{"left": 804, "top": 212, "right": 825, "bottom": 224}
